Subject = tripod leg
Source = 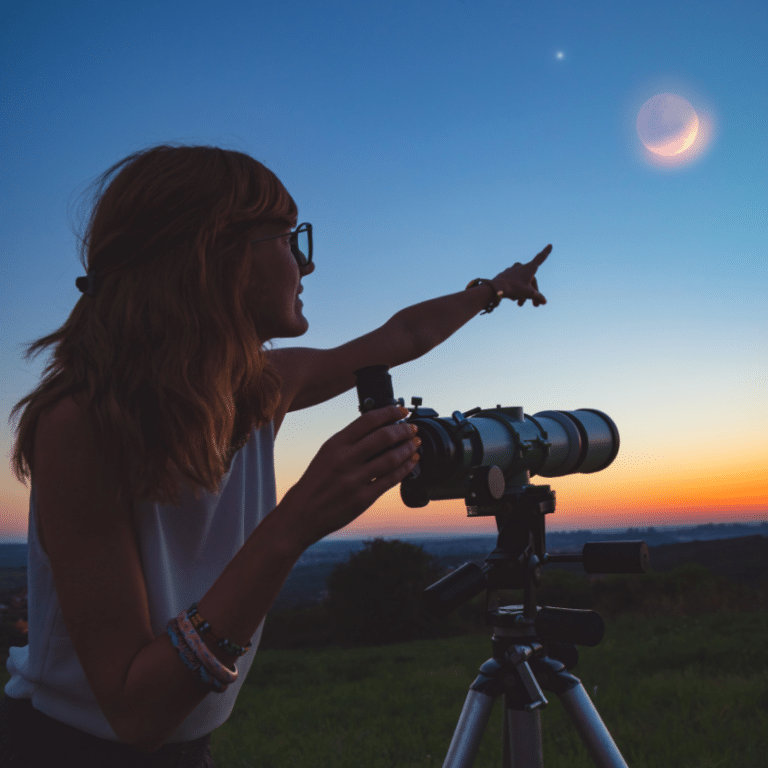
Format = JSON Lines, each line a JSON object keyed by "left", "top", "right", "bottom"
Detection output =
{"left": 502, "top": 704, "right": 544, "bottom": 768}
{"left": 557, "top": 682, "right": 629, "bottom": 768}
{"left": 442, "top": 690, "right": 496, "bottom": 768}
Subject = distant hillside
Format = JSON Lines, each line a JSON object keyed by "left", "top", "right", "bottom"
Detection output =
{"left": 1, "top": 522, "right": 765, "bottom": 610}
{"left": 0, "top": 544, "right": 27, "bottom": 569}
{"left": 271, "top": 523, "right": 768, "bottom": 610}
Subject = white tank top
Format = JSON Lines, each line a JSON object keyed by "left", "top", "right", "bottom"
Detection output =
{"left": 5, "top": 421, "right": 276, "bottom": 743}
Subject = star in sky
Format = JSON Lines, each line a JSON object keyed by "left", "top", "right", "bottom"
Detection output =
{"left": 556, "top": 51, "right": 565, "bottom": 60}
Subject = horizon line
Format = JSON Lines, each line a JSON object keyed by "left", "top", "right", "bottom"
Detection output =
{"left": 1, "top": 520, "right": 765, "bottom": 546}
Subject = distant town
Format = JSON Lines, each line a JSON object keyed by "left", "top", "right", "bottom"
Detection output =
{"left": 1, "top": 520, "right": 766, "bottom": 568}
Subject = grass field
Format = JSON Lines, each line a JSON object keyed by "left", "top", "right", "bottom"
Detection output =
{"left": 5, "top": 608, "right": 765, "bottom": 767}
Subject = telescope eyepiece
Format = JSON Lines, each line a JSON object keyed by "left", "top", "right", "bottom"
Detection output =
{"left": 354, "top": 365, "right": 398, "bottom": 413}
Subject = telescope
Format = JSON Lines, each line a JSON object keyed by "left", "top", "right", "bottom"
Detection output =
{"left": 354, "top": 364, "right": 620, "bottom": 510}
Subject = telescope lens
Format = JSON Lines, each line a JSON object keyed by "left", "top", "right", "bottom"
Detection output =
{"left": 531, "top": 409, "right": 619, "bottom": 477}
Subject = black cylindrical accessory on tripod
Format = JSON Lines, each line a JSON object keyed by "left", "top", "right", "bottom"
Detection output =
{"left": 423, "top": 562, "right": 488, "bottom": 618}
{"left": 354, "top": 365, "right": 397, "bottom": 413}
{"left": 582, "top": 541, "right": 650, "bottom": 574}
{"left": 534, "top": 607, "right": 605, "bottom": 647}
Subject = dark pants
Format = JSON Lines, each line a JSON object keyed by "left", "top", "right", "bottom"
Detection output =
{"left": 0, "top": 695, "right": 215, "bottom": 768}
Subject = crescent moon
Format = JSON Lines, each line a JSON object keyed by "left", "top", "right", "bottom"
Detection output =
{"left": 645, "top": 113, "right": 699, "bottom": 156}
{"left": 637, "top": 93, "right": 700, "bottom": 158}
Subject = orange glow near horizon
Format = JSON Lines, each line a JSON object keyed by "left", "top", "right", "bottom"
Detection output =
{"left": 1, "top": 456, "right": 766, "bottom": 543}
{"left": 298, "top": 451, "right": 768, "bottom": 538}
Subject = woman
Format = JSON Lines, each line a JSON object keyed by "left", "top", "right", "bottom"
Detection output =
{"left": 1, "top": 144, "right": 550, "bottom": 766}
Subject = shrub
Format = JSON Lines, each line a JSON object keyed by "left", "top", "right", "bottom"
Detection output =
{"left": 325, "top": 538, "right": 443, "bottom": 646}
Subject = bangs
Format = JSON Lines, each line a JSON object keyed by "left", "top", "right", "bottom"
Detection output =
{"left": 240, "top": 158, "right": 298, "bottom": 228}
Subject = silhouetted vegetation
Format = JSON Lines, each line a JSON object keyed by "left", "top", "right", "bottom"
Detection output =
{"left": 261, "top": 538, "right": 489, "bottom": 650}
{"left": 325, "top": 538, "right": 442, "bottom": 645}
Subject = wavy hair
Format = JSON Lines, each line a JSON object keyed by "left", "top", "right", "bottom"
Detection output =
{"left": 9, "top": 144, "right": 296, "bottom": 505}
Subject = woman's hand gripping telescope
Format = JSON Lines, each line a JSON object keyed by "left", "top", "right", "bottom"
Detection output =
{"left": 278, "top": 405, "right": 420, "bottom": 550}
{"left": 492, "top": 243, "right": 551, "bottom": 307}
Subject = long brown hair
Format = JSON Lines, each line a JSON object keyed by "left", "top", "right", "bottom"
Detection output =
{"left": 9, "top": 144, "right": 295, "bottom": 506}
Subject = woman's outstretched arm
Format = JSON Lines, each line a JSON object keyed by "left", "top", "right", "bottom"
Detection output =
{"left": 269, "top": 245, "right": 551, "bottom": 425}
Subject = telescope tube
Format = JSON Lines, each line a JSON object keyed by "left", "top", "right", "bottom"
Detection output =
{"left": 400, "top": 406, "right": 619, "bottom": 508}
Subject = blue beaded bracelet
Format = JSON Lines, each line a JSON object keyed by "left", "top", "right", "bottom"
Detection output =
{"left": 177, "top": 610, "right": 238, "bottom": 686}
{"left": 166, "top": 618, "right": 227, "bottom": 693}
{"left": 187, "top": 603, "right": 252, "bottom": 658}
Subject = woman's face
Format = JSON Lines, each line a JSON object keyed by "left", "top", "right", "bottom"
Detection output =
{"left": 248, "top": 220, "right": 314, "bottom": 341}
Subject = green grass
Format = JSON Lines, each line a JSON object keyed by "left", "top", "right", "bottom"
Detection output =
{"left": 211, "top": 610, "right": 768, "bottom": 767}
{"left": 3, "top": 610, "right": 767, "bottom": 767}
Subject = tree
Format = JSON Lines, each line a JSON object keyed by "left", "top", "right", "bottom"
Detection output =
{"left": 325, "top": 538, "right": 443, "bottom": 646}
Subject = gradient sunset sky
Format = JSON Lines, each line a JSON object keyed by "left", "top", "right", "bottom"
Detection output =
{"left": 2, "top": 0, "right": 766, "bottom": 543}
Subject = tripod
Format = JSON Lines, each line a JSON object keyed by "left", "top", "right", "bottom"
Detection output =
{"left": 424, "top": 483, "right": 649, "bottom": 768}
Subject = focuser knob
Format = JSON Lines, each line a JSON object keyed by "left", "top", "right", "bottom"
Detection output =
{"left": 466, "top": 465, "right": 505, "bottom": 506}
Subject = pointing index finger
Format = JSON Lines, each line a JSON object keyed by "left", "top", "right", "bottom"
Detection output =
{"left": 531, "top": 244, "right": 552, "bottom": 267}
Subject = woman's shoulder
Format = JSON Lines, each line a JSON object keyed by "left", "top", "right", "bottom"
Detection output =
{"left": 34, "top": 392, "right": 133, "bottom": 558}
{"left": 35, "top": 391, "right": 126, "bottom": 494}
{"left": 39, "top": 391, "right": 89, "bottom": 425}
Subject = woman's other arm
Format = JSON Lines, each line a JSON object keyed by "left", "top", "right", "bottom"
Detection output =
{"left": 35, "top": 397, "right": 416, "bottom": 752}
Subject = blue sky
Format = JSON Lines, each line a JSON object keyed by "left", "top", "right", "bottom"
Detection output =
{"left": 2, "top": 0, "right": 766, "bottom": 542}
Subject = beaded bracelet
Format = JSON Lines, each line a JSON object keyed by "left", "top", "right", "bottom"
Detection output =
{"left": 166, "top": 618, "right": 228, "bottom": 694}
{"left": 187, "top": 602, "right": 252, "bottom": 658}
{"left": 176, "top": 609, "right": 238, "bottom": 686}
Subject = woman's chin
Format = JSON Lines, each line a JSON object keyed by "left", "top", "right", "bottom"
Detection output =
{"left": 256, "top": 313, "right": 308, "bottom": 341}
{"left": 288, "top": 312, "right": 309, "bottom": 337}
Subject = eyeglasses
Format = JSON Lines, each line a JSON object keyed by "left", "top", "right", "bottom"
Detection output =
{"left": 250, "top": 223, "right": 313, "bottom": 268}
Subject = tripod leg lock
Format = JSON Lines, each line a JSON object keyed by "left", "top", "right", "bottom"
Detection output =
{"left": 531, "top": 655, "right": 583, "bottom": 696}
{"left": 504, "top": 642, "right": 549, "bottom": 710}
{"left": 513, "top": 660, "right": 548, "bottom": 711}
